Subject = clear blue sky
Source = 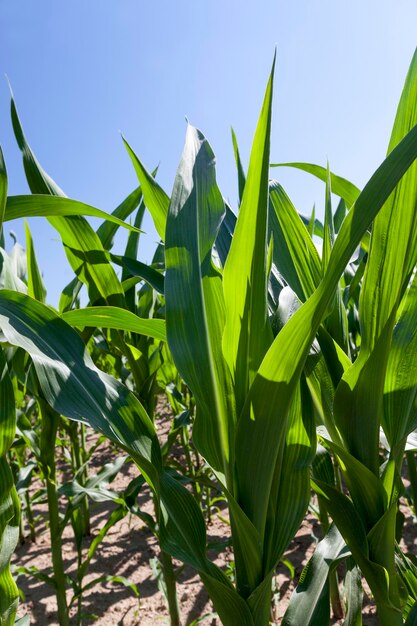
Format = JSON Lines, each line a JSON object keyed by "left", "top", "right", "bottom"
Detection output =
{"left": 1, "top": 1, "right": 416, "bottom": 305}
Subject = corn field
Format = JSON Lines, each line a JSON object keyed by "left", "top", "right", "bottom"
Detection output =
{"left": 1, "top": 47, "right": 417, "bottom": 626}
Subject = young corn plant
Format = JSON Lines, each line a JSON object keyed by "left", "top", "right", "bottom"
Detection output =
{"left": 264, "top": 49, "right": 417, "bottom": 625}
{"left": 123, "top": 52, "right": 417, "bottom": 625}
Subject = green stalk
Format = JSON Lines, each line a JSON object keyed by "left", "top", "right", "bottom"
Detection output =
{"left": 68, "top": 421, "right": 90, "bottom": 536}
{"left": 38, "top": 400, "right": 70, "bottom": 626}
{"left": 152, "top": 495, "right": 180, "bottom": 625}
{"left": 159, "top": 550, "right": 181, "bottom": 626}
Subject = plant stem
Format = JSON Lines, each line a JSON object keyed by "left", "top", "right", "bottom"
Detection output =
{"left": 70, "top": 422, "right": 90, "bottom": 536}
{"left": 39, "top": 400, "right": 70, "bottom": 626}
{"left": 159, "top": 550, "right": 181, "bottom": 626}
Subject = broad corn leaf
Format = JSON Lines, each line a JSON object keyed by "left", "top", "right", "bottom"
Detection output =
{"left": 322, "top": 169, "right": 349, "bottom": 352}
{"left": 263, "top": 378, "right": 316, "bottom": 570}
{"left": 52, "top": 215, "right": 125, "bottom": 307}
{"left": 10, "top": 93, "right": 126, "bottom": 310}
{"left": 269, "top": 181, "right": 321, "bottom": 300}
{"left": 5, "top": 196, "right": 139, "bottom": 232}
{"left": 62, "top": 306, "right": 166, "bottom": 341}
{"left": 222, "top": 55, "right": 275, "bottom": 415}
{"left": 282, "top": 524, "right": 346, "bottom": 626}
{"left": 121, "top": 200, "right": 146, "bottom": 311}
{"left": 271, "top": 161, "right": 360, "bottom": 208}
{"left": 165, "top": 124, "right": 234, "bottom": 484}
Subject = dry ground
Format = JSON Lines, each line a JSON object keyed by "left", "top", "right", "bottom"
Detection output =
{"left": 14, "top": 402, "right": 414, "bottom": 625}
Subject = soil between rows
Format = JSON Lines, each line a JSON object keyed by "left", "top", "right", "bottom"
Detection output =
{"left": 14, "top": 402, "right": 409, "bottom": 625}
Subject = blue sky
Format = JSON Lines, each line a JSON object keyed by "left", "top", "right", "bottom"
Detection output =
{"left": 1, "top": 1, "right": 416, "bottom": 305}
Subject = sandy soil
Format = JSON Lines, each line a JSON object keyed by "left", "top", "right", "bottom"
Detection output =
{"left": 13, "top": 403, "right": 413, "bottom": 625}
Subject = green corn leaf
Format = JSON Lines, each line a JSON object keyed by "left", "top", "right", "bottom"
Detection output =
{"left": 5, "top": 196, "right": 139, "bottom": 232}
{"left": 123, "top": 137, "right": 169, "bottom": 241}
{"left": 121, "top": 200, "right": 146, "bottom": 311}
{"left": 10, "top": 93, "right": 127, "bottom": 311}
{"left": 312, "top": 444, "right": 335, "bottom": 488}
{"left": 281, "top": 524, "right": 347, "bottom": 626}
{"left": 271, "top": 161, "right": 360, "bottom": 208}
{"left": 24, "top": 220, "right": 46, "bottom": 303}
{"left": 59, "top": 276, "right": 82, "bottom": 313}
{"left": 246, "top": 571, "right": 276, "bottom": 626}
{"left": 62, "top": 305, "right": 166, "bottom": 341}
{"left": 366, "top": 497, "right": 399, "bottom": 584}
{"left": 96, "top": 186, "right": 143, "bottom": 250}
{"left": 231, "top": 127, "right": 246, "bottom": 204}
{"left": 111, "top": 254, "right": 165, "bottom": 294}
{"left": 334, "top": 197, "right": 346, "bottom": 233}
{"left": 307, "top": 204, "right": 316, "bottom": 237}
{"left": 165, "top": 123, "right": 235, "bottom": 484}
{"left": 343, "top": 560, "right": 363, "bottom": 626}
{"left": 54, "top": 216, "right": 126, "bottom": 308}
{"left": 322, "top": 170, "right": 349, "bottom": 352}
{"left": 199, "top": 572, "right": 255, "bottom": 626}
{"left": 214, "top": 202, "right": 236, "bottom": 268}
{"left": 226, "top": 492, "right": 263, "bottom": 598}
{"left": 322, "top": 165, "right": 334, "bottom": 269}
{"left": 269, "top": 180, "right": 322, "bottom": 301}
{"left": 263, "top": 378, "right": 316, "bottom": 570}
{"left": 320, "top": 437, "right": 386, "bottom": 529}
{"left": 222, "top": 54, "right": 275, "bottom": 415}
{"left": 158, "top": 472, "right": 258, "bottom": 626}
{"left": 0, "top": 148, "right": 7, "bottom": 237}
{"left": 60, "top": 186, "right": 145, "bottom": 311}
{"left": 10, "top": 91, "right": 64, "bottom": 195}
{"left": 301, "top": 212, "right": 324, "bottom": 238}
{"left": 396, "top": 549, "right": 417, "bottom": 622}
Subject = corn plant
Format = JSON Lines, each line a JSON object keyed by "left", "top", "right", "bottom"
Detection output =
{"left": 271, "top": 49, "right": 417, "bottom": 625}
